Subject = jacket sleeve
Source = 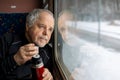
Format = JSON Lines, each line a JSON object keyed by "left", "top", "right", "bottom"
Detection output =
{"left": 0, "top": 35, "right": 19, "bottom": 78}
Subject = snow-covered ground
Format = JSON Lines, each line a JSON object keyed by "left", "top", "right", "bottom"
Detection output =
{"left": 67, "top": 21, "right": 120, "bottom": 39}
{"left": 60, "top": 23, "right": 120, "bottom": 80}
{"left": 61, "top": 33, "right": 120, "bottom": 80}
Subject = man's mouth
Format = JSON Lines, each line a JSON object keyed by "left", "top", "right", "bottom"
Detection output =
{"left": 39, "top": 36, "right": 48, "bottom": 41}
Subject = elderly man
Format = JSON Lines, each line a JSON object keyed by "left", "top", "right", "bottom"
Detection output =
{"left": 0, "top": 9, "right": 54, "bottom": 80}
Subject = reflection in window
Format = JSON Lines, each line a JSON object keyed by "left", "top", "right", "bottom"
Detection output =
{"left": 56, "top": 0, "right": 120, "bottom": 80}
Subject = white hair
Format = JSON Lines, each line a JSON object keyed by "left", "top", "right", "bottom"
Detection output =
{"left": 26, "top": 9, "right": 53, "bottom": 27}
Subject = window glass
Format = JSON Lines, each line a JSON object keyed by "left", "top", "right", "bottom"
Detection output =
{"left": 56, "top": 0, "right": 120, "bottom": 80}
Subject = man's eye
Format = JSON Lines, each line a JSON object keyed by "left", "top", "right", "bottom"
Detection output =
{"left": 60, "top": 27, "right": 65, "bottom": 32}
{"left": 49, "top": 28, "right": 53, "bottom": 32}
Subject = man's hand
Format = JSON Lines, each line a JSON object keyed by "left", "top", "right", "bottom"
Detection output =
{"left": 14, "top": 43, "right": 38, "bottom": 65}
{"left": 42, "top": 68, "right": 53, "bottom": 80}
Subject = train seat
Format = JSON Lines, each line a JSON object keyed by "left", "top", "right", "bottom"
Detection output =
{"left": 0, "top": 13, "right": 28, "bottom": 36}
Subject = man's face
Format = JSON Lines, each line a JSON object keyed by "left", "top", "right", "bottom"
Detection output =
{"left": 26, "top": 12, "right": 54, "bottom": 47}
{"left": 58, "top": 12, "right": 73, "bottom": 44}
{"left": 58, "top": 13, "right": 69, "bottom": 42}
{"left": 58, "top": 11, "right": 79, "bottom": 46}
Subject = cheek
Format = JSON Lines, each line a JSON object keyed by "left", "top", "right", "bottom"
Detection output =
{"left": 48, "top": 31, "right": 52, "bottom": 37}
{"left": 31, "top": 34, "right": 36, "bottom": 40}
{"left": 33, "top": 32, "right": 40, "bottom": 39}
{"left": 29, "top": 31, "right": 38, "bottom": 40}
{"left": 46, "top": 34, "right": 51, "bottom": 42}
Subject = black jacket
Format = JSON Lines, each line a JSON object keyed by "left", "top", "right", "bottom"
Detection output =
{"left": 0, "top": 33, "right": 53, "bottom": 80}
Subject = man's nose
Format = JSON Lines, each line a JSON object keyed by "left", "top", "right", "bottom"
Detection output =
{"left": 65, "top": 30, "right": 69, "bottom": 36}
{"left": 43, "top": 29, "right": 48, "bottom": 35}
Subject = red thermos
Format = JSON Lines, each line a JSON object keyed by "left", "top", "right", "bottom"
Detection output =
{"left": 31, "top": 54, "right": 44, "bottom": 80}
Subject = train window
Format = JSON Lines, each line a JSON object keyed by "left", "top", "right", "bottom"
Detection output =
{"left": 55, "top": 0, "right": 120, "bottom": 80}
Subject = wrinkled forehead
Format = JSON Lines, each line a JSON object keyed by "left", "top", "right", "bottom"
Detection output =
{"left": 39, "top": 11, "right": 54, "bottom": 20}
{"left": 36, "top": 12, "right": 54, "bottom": 27}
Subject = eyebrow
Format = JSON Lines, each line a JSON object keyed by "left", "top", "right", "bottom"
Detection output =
{"left": 38, "top": 23, "right": 54, "bottom": 30}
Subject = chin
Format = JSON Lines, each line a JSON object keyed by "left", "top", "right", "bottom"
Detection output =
{"left": 38, "top": 43, "right": 46, "bottom": 48}
{"left": 34, "top": 40, "right": 45, "bottom": 46}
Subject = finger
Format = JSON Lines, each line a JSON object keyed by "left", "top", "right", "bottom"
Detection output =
{"left": 43, "top": 73, "right": 52, "bottom": 80}
{"left": 42, "top": 68, "right": 52, "bottom": 80}
{"left": 48, "top": 76, "right": 53, "bottom": 80}
{"left": 25, "top": 50, "right": 38, "bottom": 56}
{"left": 24, "top": 43, "right": 35, "bottom": 47}
{"left": 24, "top": 46, "right": 38, "bottom": 52}
{"left": 42, "top": 68, "right": 48, "bottom": 77}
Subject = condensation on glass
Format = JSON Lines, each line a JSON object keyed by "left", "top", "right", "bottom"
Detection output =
{"left": 56, "top": 0, "right": 120, "bottom": 80}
